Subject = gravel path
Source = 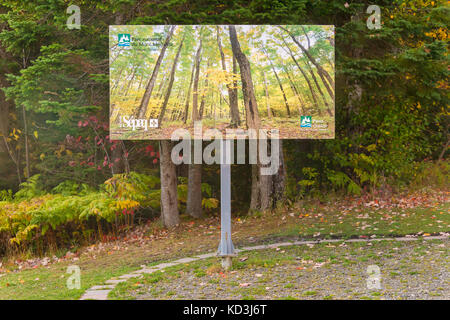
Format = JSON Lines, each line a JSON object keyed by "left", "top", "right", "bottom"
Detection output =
{"left": 82, "top": 236, "right": 448, "bottom": 300}
{"left": 130, "top": 238, "right": 449, "bottom": 300}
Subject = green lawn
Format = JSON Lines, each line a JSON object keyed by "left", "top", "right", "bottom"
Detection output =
{"left": 275, "top": 202, "right": 450, "bottom": 239}
{"left": 0, "top": 256, "right": 139, "bottom": 300}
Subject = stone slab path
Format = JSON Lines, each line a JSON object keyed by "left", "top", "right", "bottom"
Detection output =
{"left": 79, "top": 235, "right": 448, "bottom": 300}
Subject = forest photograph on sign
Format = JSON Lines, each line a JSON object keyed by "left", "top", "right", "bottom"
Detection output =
{"left": 109, "top": 25, "right": 335, "bottom": 140}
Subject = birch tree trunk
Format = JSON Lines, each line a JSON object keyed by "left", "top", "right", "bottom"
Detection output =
{"left": 263, "top": 71, "right": 272, "bottom": 118}
{"left": 283, "top": 37, "right": 320, "bottom": 114}
{"left": 136, "top": 26, "right": 175, "bottom": 119}
{"left": 191, "top": 38, "right": 203, "bottom": 122}
{"left": 183, "top": 60, "right": 196, "bottom": 124}
{"left": 264, "top": 48, "right": 291, "bottom": 117}
{"left": 280, "top": 26, "right": 335, "bottom": 88}
{"left": 158, "top": 36, "right": 184, "bottom": 124}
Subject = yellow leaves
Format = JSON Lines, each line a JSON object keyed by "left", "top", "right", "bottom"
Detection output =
{"left": 366, "top": 144, "right": 377, "bottom": 152}
{"left": 202, "top": 197, "right": 219, "bottom": 209}
{"left": 116, "top": 199, "right": 140, "bottom": 210}
{"left": 55, "top": 144, "right": 65, "bottom": 158}
{"left": 10, "top": 224, "right": 39, "bottom": 245}
{"left": 424, "top": 28, "right": 448, "bottom": 41}
{"left": 10, "top": 128, "right": 21, "bottom": 141}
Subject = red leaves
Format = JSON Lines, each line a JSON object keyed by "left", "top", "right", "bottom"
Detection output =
{"left": 121, "top": 208, "right": 135, "bottom": 216}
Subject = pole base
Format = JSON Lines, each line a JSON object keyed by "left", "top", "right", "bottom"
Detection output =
{"left": 221, "top": 256, "right": 233, "bottom": 271}
{"left": 217, "top": 237, "right": 235, "bottom": 257}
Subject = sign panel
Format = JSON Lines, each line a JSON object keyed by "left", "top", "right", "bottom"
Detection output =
{"left": 109, "top": 25, "right": 335, "bottom": 140}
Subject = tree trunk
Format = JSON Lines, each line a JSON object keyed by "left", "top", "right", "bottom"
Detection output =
{"left": 301, "top": 27, "right": 334, "bottom": 100}
{"left": 183, "top": 59, "right": 196, "bottom": 123}
{"left": 249, "top": 139, "right": 286, "bottom": 212}
{"left": 283, "top": 66, "right": 305, "bottom": 115}
{"left": 304, "top": 59, "right": 333, "bottom": 116}
{"left": 199, "top": 60, "right": 210, "bottom": 119}
{"left": 186, "top": 36, "right": 203, "bottom": 219}
{"left": 228, "top": 26, "right": 260, "bottom": 129}
{"left": 136, "top": 26, "right": 175, "bottom": 119}
{"left": 0, "top": 80, "right": 10, "bottom": 153}
{"left": 111, "top": 141, "right": 124, "bottom": 174}
{"left": 186, "top": 162, "right": 202, "bottom": 218}
{"left": 111, "top": 67, "right": 124, "bottom": 94}
{"left": 283, "top": 37, "right": 320, "bottom": 114}
{"left": 280, "top": 26, "right": 335, "bottom": 89}
{"left": 263, "top": 71, "right": 272, "bottom": 118}
{"left": 232, "top": 55, "right": 239, "bottom": 121}
{"left": 216, "top": 26, "right": 240, "bottom": 127}
{"left": 264, "top": 48, "right": 291, "bottom": 117}
{"left": 22, "top": 104, "right": 30, "bottom": 179}
{"left": 159, "top": 140, "right": 179, "bottom": 227}
{"left": 317, "top": 65, "right": 334, "bottom": 100}
{"left": 158, "top": 36, "right": 184, "bottom": 124}
{"left": 192, "top": 38, "right": 203, "bottom": 122}
{"left": 123, "top": 65, "right": 137, "bottom": 97}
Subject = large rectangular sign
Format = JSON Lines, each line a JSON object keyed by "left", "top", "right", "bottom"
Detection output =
{"left": 109, "top": 25, "right": 335, "bottom": 140}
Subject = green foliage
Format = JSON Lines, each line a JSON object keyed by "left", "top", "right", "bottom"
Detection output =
{"left": 0, "top": 189, "right": 13, "bottom": 202}
{"left": 0, "top": 172, "right": 159, "bottom": 254}
{"left": 327, "top": 170, "right": 361, "bottom": 195}
{"left": 51, "top": 180, "right": 94, "bottom": 196}
{"left": 297, "top": 167, "right": 320, "bottom": 198}
{"left": 177, "top": 177, "right": 219, "bottom": 211}
{"left": 14, "top": 174, "right": 45, "bottom": 200}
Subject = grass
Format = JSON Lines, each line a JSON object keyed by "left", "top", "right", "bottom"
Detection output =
{"left": 276, "top": 202, "right": 449, "bottom": 239}
{"left": 0, "top": 257, "right": 138, "bottom": 300}
{"left": 1, "top": 191, "right": 448, "bottom": 300}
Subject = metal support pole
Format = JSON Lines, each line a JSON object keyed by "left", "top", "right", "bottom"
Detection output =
{"left": 218, "top": 139, "right": 235, "bottom": 270}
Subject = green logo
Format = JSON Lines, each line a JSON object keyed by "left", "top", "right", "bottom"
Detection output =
{"left": 300, "top": 116, "right": 312, "bottom": 128}
{"left": 118, "top": 34, "right": 130, "bottom": 46}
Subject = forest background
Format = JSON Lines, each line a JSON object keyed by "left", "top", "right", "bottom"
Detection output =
{"left": 0, "top": 0, "right": 448, "bottom": 257}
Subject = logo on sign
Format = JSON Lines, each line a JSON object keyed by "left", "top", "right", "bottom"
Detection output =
{"left": 300, "top": 116, "right": 312, "bottom": 128}
{"left": 118, "top": 34, "right": 131, "bottom": 46}
{"left": 149, "top": 119, "right": 158, "bottom": 128}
